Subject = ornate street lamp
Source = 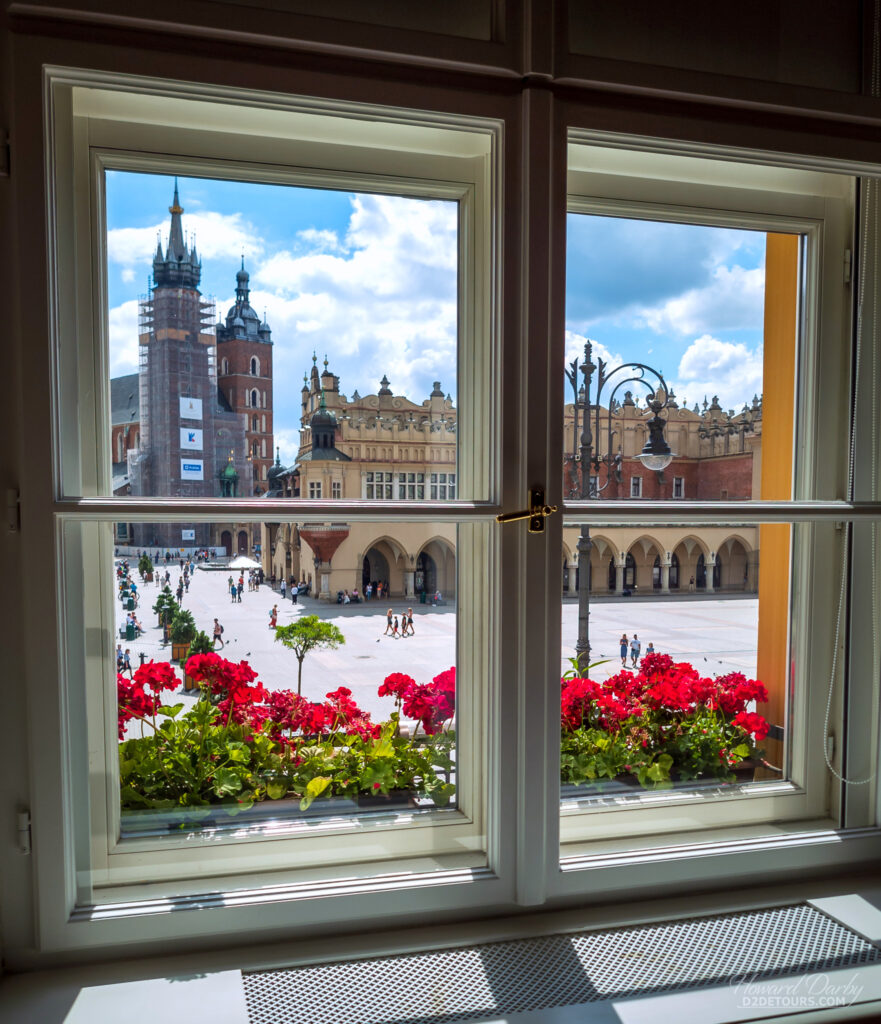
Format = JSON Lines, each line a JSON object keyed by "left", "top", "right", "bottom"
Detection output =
{"left": 573, "top": 339, "right": 674, "bottom": 674}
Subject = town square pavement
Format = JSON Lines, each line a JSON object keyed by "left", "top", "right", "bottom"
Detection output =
{"left": 117, "top": 565, "right": 759, "bottom": 722}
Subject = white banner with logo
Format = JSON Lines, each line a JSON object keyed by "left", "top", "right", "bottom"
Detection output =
{"left": 179, "top": 396, "right": 203, "bottom": 421}
{"left": 180, "top": 459, "right": 204, "bottom": 481}
{"left": 180, "top": 427, "right": 203, "bottom": 451}
{"left": 181, "top": 529, "right": 196, "bottom": 541}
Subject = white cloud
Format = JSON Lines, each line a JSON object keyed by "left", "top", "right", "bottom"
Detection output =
{"left": 273, "top": 428, "right": 302, "bottom": 468}
{"left": 108, "top": 300, "right": 140, "bottom": 376}
{"left": 637, "top": 265, "right": 764, "bottom": 337}
{"left": 253, "top": 194, "right": 458, "bottom": 401}
{"left": 107, "top": 211, "right": 263, "bottom": 267}
{"left": 121, "top": 268, "right": 136, "bottom": 283}
{"left": 296, "top": 228, "right": 345, "bottom": 253}
{"left": 671, "top": 335, "right": 763, "bottom": 412}
{"left": 564, "top": 331, "right": 629, "bottom": 402}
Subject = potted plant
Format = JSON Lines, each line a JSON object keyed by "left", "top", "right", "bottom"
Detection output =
{"left": 152, "top": 586, "right": 179, "bottom": 641}
{"left": 138, "top": 552, "right": 154, "bottom": 582}
{"left": 182, "top": 630, "right": 214, "bottom": 691}
{"left": 169, "top": 608, "right": 197, "bottom": 664}
{"left": 559, "top": 653, "right": 770, "bottom": 791}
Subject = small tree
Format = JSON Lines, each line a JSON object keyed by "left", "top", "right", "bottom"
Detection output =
{"left": 138, "top": 553, "right": 153, "bottom": 578}
{"left": 186, "top": 630, "right": 215, "bottom": 660}
{"left": 169, "top": 608, "right": 197, "bottom": 647}
{"left": 274, "top": 616, "right": 345, "bottom": 696}
{"left": 152, "top": 586, "right": 180, "bottom": 629}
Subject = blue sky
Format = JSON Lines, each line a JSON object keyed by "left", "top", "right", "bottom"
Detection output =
{"left": 106, "top": 171, "right": 767, "bottom": 463}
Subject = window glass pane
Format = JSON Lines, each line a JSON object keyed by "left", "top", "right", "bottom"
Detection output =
{"left": 106, "top": 521, "right": 458, "bottom": 838}
{"left": 564, "top": 216, "right": 797, "bottom": 502}
{"left": 559, "top": 519, "right": 812, "bottom": 834}
{"left": 105, "top": 171, "right": 458, "bottom": 501}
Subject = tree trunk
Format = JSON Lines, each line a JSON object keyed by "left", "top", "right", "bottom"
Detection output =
{"left": 297, "top": 656, "right": 304, "bottom": 696}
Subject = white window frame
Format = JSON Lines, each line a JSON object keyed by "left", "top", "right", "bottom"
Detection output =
{"left": 556, "top": 135, "right": 860, "bottom": 856}
{"left": 629, "top": 475, "right": 642, "bottom": 498}
{"left": 673, "top": 475, "right": 685, "bottom": 498}
{"left": 36, "top": 70, "right": 503, "bottom": 953}
{"left": 22, "top": 64, "right": 881, "bottom": 963}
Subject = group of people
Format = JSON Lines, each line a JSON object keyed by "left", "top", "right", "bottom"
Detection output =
{"left": 384, "top": 608, "right": 415, "bottom": 638}
{"left": 228, "top": 575, "right": 245, "bottom": 602}
{"left": 364, "top": 581, "right": 390, "bottom": 601}
{"left": 618, "top": 633, "right": 655, "bottom": 668}
{"left": 116, "top": 644, "right": 133, "bottom": 676}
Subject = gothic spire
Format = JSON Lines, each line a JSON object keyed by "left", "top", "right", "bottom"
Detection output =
{"left": 153, "top": 179, "right": 201, "bottom": 290}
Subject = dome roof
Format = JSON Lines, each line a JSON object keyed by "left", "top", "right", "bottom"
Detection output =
{"left": 310, "top": 404, "right": 337, "bottom": 428}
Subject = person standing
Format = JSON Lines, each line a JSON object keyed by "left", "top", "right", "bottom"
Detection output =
{"left": 280, "top": 578, "right": 286, "bottom": 600}
{"left": 400, "top": 610, "right": 409, "bottom": 637}
{"left": 123, "top": 648, "right": 133, "bottom": 678}
{"left": 269, "top": 605, "right": 278, "bottom": 628}
{"left": 384, "top": 608, "right": 393, "bottom": 635}
{"left": 227, "top": 574, "right": 234, "bottom": 595}
{"left": 291, "top": 582, "right": 298, "bottom": 604}
{"left": 619, "top": 634, "right": 629, "bottom": 667}
{"left": 366, "top": 582, "right": 372, "bottom": 602}
{"left": 406, "top": 607, "right": 415, "bottom": 637}
{"left": 116, "top": 644, "right": 124, "bottom": 672}
{"left": 237, "top": 579, "right": 243, "bottom": 602}
{"left": 630, "top": 634, "right": 641, "bottom": 667}
{"left": 213, "top": 618, "right": 224, "bottom": 649}
{"left": 644, "top": 642, "right": 655, "bottom": 659}
{"left": 688, "top": 575, "right": 696, "bottom": 593}
{"left": 392, "top": 615, "right": 400, "bottom": 638}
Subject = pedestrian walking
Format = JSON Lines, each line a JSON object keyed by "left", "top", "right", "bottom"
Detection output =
{"left": 237, "top": 580, "right": 243, "bottom": 602}
{"left": 269, "top": 604, "right": 278, "bottom": 628}
{"left": 392, "top": 616, "right": 400, "bottom": 638}
{"left": 366, "top": 582, "right": 372, "bottom": 601}
{"left": 400, "top": 610, "right": 409, "bottom": 637}
{"left": 227, "top": 575, "right": 234, "bottom": 594}
{"left": 630, "top": 634, "right": 641, "bottom": 667}
{"left": 230, "top": 581, "right": 237, "bottom": 603}
{"left": 291, "top": 582, "right": 298, "bottom": 604}
{"left": 384, "top": 608, "right": 393, "bottom": 635}
{"left": 406, "top": 607, "right": 415, "bottom": 637}
{"left": 644, "top": 642, "right": 655, "bottom": 659}
{"left": 116, "top": 644, "right": 124, "bottom": 672}
{"left": 123, "top": 648, "right": 133, "bottom": 678}
{"left": 619, "top": 634, "right": 628, "bottom": 667}
{"left": 184, "top": 576, "right": 190, "bottom": 592}
{"left": 688, "top": 575, "right": 696, "bottom": 592}
{"left": 213, "top": 618, "right": 224, "bottom": 649}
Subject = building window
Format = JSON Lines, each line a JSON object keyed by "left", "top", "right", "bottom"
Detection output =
{"left": 673, "top": 476, "right": 685, "bottom": 498}
{"left": 221, "top": 357, "right": 229, "bottom": 374}
{"left": 429, "top": 472, "right": 456, "bottom": 499}
{"left": 630, "top": 476, "right": 643, "bottom": 498}
{"left": 331, "top": 480, "right": 342, "bottom": 499}
{"left": 308, "top": 481, "right": 322, "bottom": 499}
{"left": 250, "top": 389, "right": 259, "bottom": 409}
{"left": 250, "top": 356, "right": 259, "bottom": 375}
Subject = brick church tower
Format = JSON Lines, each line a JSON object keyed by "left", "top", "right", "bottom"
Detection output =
{"left": 216, "top": 259, "right": 274, "bottom": 494}
{"left": 128, "top": 180, "right": 251, "bottom": 547}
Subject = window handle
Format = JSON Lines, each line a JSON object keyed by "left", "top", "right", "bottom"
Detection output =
{"left": 496, "top": 487, "right": 558, "bottom": 533}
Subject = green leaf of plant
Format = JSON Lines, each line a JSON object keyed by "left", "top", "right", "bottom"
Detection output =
{"left": 266, "top": 779, "right": 289, "bottom": 800}
{"left": 212, "top": 768, "right": 243, "bottom": 797}
{"left": 299, "top": 775, "right": 331, "bottom": 811}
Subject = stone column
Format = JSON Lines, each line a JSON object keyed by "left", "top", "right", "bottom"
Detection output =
{"left": 404, "top": 570, "right": 416, "bottom": 598}
{"left": 615, "top": 558, "right": 625, "bottom": 595}
{"left": 661, "top": 556, "right": 671, "bottom": 594}
{"left": 705, "top": 553, "right": 716, "bottom": 593}
{"left": 319, "top": 563, "right": 332, "bottom": 599}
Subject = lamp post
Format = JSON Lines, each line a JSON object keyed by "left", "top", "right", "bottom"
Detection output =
{"left": 573, "top": 339, "right": 674, "bottom": 674}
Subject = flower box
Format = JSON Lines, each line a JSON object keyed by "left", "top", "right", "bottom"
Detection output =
{"left": 120, "top": 789, "right": 427, "bottom": 837}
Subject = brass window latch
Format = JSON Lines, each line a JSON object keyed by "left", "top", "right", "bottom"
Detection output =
{"left": 495, "top": 487, "right": 558, "bottom": 533}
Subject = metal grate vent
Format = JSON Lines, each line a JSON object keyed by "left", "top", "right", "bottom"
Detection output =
{"left": 243, "top": 903, "right": 881, "bottom": 1024}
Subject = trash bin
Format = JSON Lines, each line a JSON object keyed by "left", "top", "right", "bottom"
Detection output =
{"left": 127, "top": 598, "right": 135, "bottom": 611}
{"left": 126, "top": 624, "right": 136, "bottom": 641}
{"left": 419, "top": 591, "right": 426, "bottom": 604}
